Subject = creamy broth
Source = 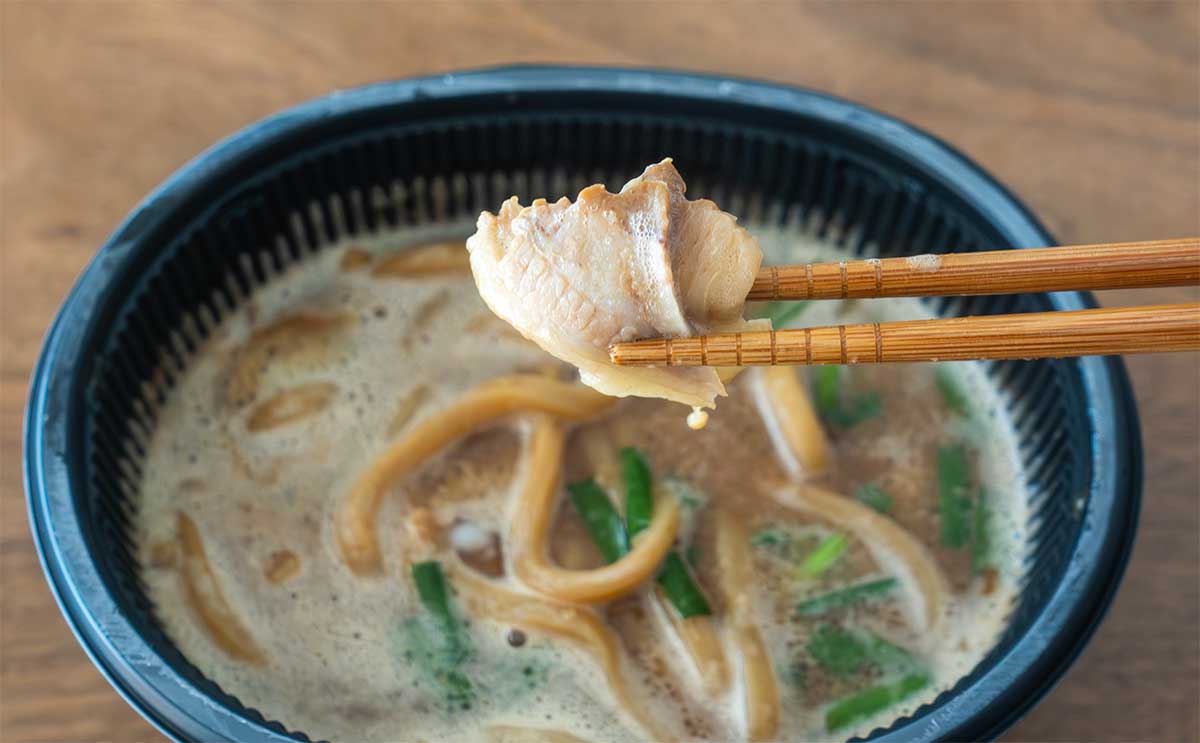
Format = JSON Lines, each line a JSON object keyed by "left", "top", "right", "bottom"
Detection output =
{"left": 136, "top": 225, "right": 1026, "bottom": 743}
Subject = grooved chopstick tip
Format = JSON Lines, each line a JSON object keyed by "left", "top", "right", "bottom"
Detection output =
{"left": 608, "top": 339, "right": 666, "bottom": 366}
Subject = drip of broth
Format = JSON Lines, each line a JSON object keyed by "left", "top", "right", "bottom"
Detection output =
{"left": 135, "top": 223, "right": 1027, "bottom": 742}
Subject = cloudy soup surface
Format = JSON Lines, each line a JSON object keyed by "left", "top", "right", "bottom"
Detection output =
{"left": 136, "top": 223, "right": 1027, "bottom": 743}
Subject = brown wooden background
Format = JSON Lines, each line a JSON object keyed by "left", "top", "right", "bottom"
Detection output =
{"left": 2, "top": 2, "right": 1197, "bottom": 741}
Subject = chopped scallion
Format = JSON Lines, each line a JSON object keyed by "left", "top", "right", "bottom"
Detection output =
{"left": 814, "top": 366, "right": 881, "bottom": 428}
{"left": 567, "top": 479, "right": 629, "bottom": 564}
{"left": 750, "top": 529, "right": 790, "bottom": 549}
{"left": 657, "top": 552, "right": 712, "bottom": 618}
{"left": 937, "top": 445, "right": 973, "bottom": 548}
{"left": 620, "top": 448, "right": 653, "bottom": 538}
{"left": 825, "top": 672, "right": 930, "bottom": 732}
{"left": 863, "top": 632, "right": 917, "bottom": 673}
{"left": 412, "top": 561, "right": 468, "bottom": 658}
{"left": 807, "top": 625, "right": 868, "bottom": 676}
{"left": 935, "top": 368, "right": 972, "bottom": 418}
{"left": 754, "top": 300, "right": 812, "bottom": 328}
{"left": 406, "top": 561, "right": 474, "bottom": 707}
{"left": 971, "top": 486, "right": 992, "bottom": 573}
{"left": 807, "top": 625, "right": 920, "bottom": 679}
{"left": 854, "top": 483, "right": 893, "bottom": 514}
{"left": 796, "top": 577, "right": 898, "bottom": 616}
{"left": 412, "top": 561, "right": 453, "bottom": 623}
{"left": 796, "top": 534, "right": 849, "bottom": 579}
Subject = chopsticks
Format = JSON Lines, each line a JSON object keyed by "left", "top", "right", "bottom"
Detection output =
{"left": 747, "top": 238, "right": 1200, "bottom": 301}
{"left": 610, "top": 304, "right": 1200, "bottom": 367}
{"left": 609, "top": 239, "right": 1200, "bottom": 368}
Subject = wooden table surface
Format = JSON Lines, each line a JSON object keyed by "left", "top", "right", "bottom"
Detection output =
{"left": 2, "top": 2, "right": 1197, "bottom": 741}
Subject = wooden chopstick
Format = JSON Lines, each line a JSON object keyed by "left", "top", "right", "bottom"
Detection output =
{"left": 747, "top": 238, "right": 1200, "bottom": 301}
{"left": 609, "top": 303, "right": 1200, "bottom": 367}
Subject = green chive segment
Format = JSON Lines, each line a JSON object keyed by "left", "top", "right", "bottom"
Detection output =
{"left": 971, "top": 487, "right": 992, "bottom": 573}
{"left": 854, "top": 483, "right": 894, "bottom": 514}
{"left": 814, "top": 366, "right": 881, "bottom": 428}
{"left": 825, "top": 672, "right": 930, "bottom": 731}
{"left": 937, "top": 445, "right": 973, "bottom": 548}
{"left": 796, "top": 534, "right": 849, "bottom": 578}
{"left": 406, "top": 561, "right": 474, "bottom": 707}
{"left": 657, "top": 552, "right": 712, "bottom": 618}
{"left": 936, "top": 367, "right": 972, "bottom": 418}
{"left": 621, "top": 447, "right": 653, "bottom": 537}
{"left": 807, "top": 625, "right": 869, "bottom": 676}
{"left": 864, "top": 632, "right": 918, "bottom": 673}
{"left": 568, "top": 479, "right": 629, "bottom": 563}
{"left": 750, "top": 529, "right": 790, "bottom": 549}
{"left": 754, "top": 300, "right": 812, "bottom": 328}
{"left": 807, "top": 625, "right": 920, "bottom": 677}
{"left": 796, "top": 577, "right": 898, "bottom": 616}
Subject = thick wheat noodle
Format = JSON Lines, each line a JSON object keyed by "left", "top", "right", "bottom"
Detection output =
{"left": 246, "top": 381, "right": 338, "bottom": 432}
{"left": 576, "top": 426, "right": 623, "bottom": 496}
{"left": 336, "top": 376, "right": 616, "bottom": 574}
{"left": 656, "top": 597, "right": 730, "bottom": 695}
{"left": 752, "top": 366, "right": 832, "bottom": 476}
{"left": 450, "top": 567, "right": 674, "bottom": 743}
{"left": 714, "top": 510, "right": 780, "bottom": 742}
{"left": 370, "top": 241, "right": 471, "bottom": 277}
{"left": 774, "top": 485, "right": 948, "bottom": 633}
{"left": 484, "top": 725, "right": 595, "bottom": 743}
{"left": 177, "top": 512, "right": 267, "bottom": 665}
{"left": 509, "top": 415, "right": 681, "bottom": 604}
{"left": 224, "top": 312, "right": 349, "bottom": 407}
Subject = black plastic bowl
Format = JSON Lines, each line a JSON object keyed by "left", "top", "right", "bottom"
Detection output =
{"left": 25, "top": 66, "right": 1140, "bottom": 743}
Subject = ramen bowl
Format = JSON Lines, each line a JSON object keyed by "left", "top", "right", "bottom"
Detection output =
{"left": 25, "top": 66, "right": 1140, "bottom": 742}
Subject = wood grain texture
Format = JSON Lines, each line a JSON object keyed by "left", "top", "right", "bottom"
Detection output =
{"left": 1, "top": 2, "right": 1196, "bottom": 742}
{"left": 611, "top": 304, "right": 1200, "bottom": 367}
{"left": 748, "top": 239, "right": 1200, "bottom": 300}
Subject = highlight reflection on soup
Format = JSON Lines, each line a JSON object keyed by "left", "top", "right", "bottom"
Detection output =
{"left": 136, "top": 225, "right": 1026, "bottom": 742}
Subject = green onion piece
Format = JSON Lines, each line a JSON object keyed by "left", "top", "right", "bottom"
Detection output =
{"left": 399, "top": 617, "right": 475, "bottom": 706}
{"left": 750, "top": 529, "right": 789, "bottom": 548}
{"left": 407, "top": 561, "right": 474, "bottom": 705}
{"left": 796, "top": 577, "right": 897, "bottom": 616}
{"left": 971, "top": 486, "right": 992, "bottom": 573}
{"left": 796, "top": 534, "right": 849, "bottom": 578}
{"left": 845, "top": 389, "right": 882, "bottom": 426}
{"left": 937, "top": 445, "right": 973, "bottom": 548}
{"left": 825, "top": 672, "right": 930, "bottom": 732}
{"left": 814, "top": 366, "right": 881, "bottom": 428}
{"left": 935, "top": 368, "right": 972, "bottom": 418}
{"left": 814, "top": 366, "right": 842, "bottom": 422}
{"left": 807, "top": 625, "right": 868, "bottom": 676}
{"left": 863, "top": 632, "right": 918, "bottom": 672}
{"left": 412, "top": 561, "right": 456, "bottom": 631}
{"left": 568, "top": 479, "right": 629, "bottom": 563}
{"left": 854, "top": 483, "right": 893, "bottom": 514}
{"left": 621, "top": 447, "right": 653, "bottom": 538}
{"left": 656, "top": 552, "right": 712, "bottom": 618}
{"left": 807, "top": 625, "right": 920, "bottom": 680}
{"left": 754, "top": 300, "right": 812, "bottom": 328}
